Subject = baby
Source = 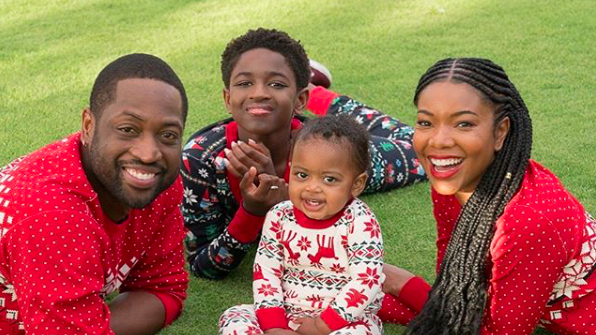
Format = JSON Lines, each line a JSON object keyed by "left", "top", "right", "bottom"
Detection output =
{"left": 220, "top": 115, "right": 385, "bottom": 335}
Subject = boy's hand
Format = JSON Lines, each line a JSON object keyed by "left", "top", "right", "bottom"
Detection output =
{"left": 225, "top": 140, "right": 276, "bottom": 178}
{"left": 240, "top": 167, "right": 288, "bottom": 216}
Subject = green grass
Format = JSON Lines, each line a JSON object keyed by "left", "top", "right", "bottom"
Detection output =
{"left": 1, "top": 0, "right": 595, "bottom": 334}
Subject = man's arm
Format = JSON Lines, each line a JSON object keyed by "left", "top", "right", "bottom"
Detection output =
{"left": 109, "top": 291, "right": 164, "bottom": 335}
{"left": 4, "top": 212, "right": 114, "bottom": 334}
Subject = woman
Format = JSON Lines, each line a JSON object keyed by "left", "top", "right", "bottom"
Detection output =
{"left": 406, "top": 58, "right": 596, "bottom": 334}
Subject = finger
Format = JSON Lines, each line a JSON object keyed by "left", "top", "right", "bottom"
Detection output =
{"left": 224, "top": 158, "right": 243, "bottom": 178}
{"left": 238, "top": 141, "right": 272, "bottom": 168}
{"left": 253, "top": 174, "right": 275, "bottom": 198}
{"left": 247, "top": 139, "right": 272, "bottom": 157}
{"left": 239, "top": 166, "right": 258, "bottom": 192}
{"left": 230, "top": 141, "right": 256, "bottom": 167}
{"left": 225, "top": 146, "right": 249, "bottom": 176}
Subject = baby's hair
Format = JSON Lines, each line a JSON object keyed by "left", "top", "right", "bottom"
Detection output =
{"left": 406, "top": 58, "right": 532, "bottom": 335}
{"left": 90, "top": 53, "right": 188, "bottom": 123}
{"left": 221, "top": 28, "right": 310, "bottom": 90}
{"left": 292, "top": 115, "right": 371, "bottom": 174}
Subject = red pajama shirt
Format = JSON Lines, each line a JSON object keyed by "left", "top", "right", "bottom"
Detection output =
{"left": 0, "top": 133, "right": 188, "bottom": 334}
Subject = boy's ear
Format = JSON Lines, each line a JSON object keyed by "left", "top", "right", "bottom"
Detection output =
{"left": 294, "top": 87, "right": 310, "bottom": 115}
{"left": 223, "top": 88, "right": 231, "bottom": 114}
{"left": 351, "top": 172, "right": 368, "bottom": 198}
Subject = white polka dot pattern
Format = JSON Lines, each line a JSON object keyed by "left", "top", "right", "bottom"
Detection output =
{"left": 432, "top": 160, "right": 596, "bottom": 334}
{"left": 0, "top": 133, "right": 188, "bottom": 335}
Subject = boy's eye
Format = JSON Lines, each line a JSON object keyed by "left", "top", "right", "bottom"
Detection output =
{"left": 235, "top": 81, "right": 252, "bottom": 87}
{"left": 269, "top": 82, "right": 288, "bottom": 89}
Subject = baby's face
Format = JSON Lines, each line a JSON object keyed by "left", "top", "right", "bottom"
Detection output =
{"left": 289, "top": 138, "right": 366, "bottom": 220}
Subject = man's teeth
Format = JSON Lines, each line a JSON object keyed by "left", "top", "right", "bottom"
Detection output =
{"left": 126, "top": 168, "right": 156, "bottom": 180}
{"left": 430, "top": 158, "right": 463, "bottom": 167}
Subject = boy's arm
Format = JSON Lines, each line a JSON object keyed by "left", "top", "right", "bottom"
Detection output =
{"left": 181, "top": 146, "right": 262, "bottom": 279}
{"left": 318, "top": 204, "right": 385, "bottom": 331}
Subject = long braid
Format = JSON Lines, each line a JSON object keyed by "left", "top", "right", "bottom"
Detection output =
{"left": 406, "top": 58, "right": 533, "bottom": 335}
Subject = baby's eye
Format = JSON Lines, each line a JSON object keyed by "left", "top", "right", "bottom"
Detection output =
{"left": 323, "top": 176, "right": 336, "bottom": 183}
{"left": 296, "top": 172, "right": 308, "bottom": 179}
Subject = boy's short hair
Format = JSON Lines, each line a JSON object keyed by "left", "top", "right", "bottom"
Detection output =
{"left": 293, "top": 115, "right": 371, "bottom": 174}
{"left": 221, "top": 28, "right": 310, "bottom": 90}
{"left": 90, "top": 53, "right": 188, "bottom": 123}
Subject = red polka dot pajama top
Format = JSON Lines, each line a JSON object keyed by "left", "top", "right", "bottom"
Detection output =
{"left": 0, "top": 133, "right": 188, "bottom": 334}
{"left": 428, "top": 160, "right": 596, "bottom": 334}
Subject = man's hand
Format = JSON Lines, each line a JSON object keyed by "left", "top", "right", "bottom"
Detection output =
{"left": 240, "top": 167, "right": 288, "bottom": 216}
{"left": 225, "top": 140, "right": 276, "bottom": 178}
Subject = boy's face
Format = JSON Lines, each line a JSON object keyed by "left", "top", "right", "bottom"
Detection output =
{"left": 223, "top": 48, "right": 308, "bottom": 139}
{"left": 289, "top": 138, "right": 367, "bottom": 220}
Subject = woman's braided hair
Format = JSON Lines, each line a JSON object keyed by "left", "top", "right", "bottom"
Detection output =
{"left": 406, "top": 58, "right": 533, "bottom": 335}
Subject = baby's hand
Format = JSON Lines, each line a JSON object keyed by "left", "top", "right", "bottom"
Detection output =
{"left": 264, "top": 329, "right": 300, "bottom": 335}
{"left": 295, "top": 317, "right": 319, "bottom": 335}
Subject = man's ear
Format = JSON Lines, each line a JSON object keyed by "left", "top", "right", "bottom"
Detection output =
{"left": 293, "top": 87, "right": 310, "bottom": 116}
{"left": 223, "top": 88, "right": 231, "bottom": 114}
{"left": 494, "top": 116, "right": 510, "bottom": 151}
{"left": 81, "top": 108, "right": 95, "bottom": 146}
{"left": 351, "top": 172, "right": 368, "bottom": 198}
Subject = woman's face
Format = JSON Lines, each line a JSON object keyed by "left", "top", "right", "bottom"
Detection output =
{"left": 413, "top": 81, "right": 509, "bottom": 204}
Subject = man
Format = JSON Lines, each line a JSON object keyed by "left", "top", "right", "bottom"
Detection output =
{"left": 0, "top": 53, "right": 188, "bottom": 335}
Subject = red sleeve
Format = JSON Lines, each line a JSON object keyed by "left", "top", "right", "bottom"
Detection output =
{"left": 306, "top": 86, "right": 340, "bottom": 115}
{"left": 256, "top": 307, "right": 289, "bottom": 330}
{"left": 2, "top": 212, "right": 114, "bottom": 334}
{"left": 480, "top": 206, "right": 568, "bottom": 335}
{"left": 120, "top": 181, "right": 188, "bottom": 326}
{"left": 431, "top": 189, "right": 460, "bottom": 272}
{"left": 227, "top": 204, "right": 266, "bottom": 243}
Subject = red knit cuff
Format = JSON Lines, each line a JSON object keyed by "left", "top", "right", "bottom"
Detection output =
{"left": 150, "top": 291, "right": 183, "bottom": 326}
{"left": 398, "top": 276, "right": 431, "bottom": 313}
{"left": 306, "top": 86, "right": 340, "bottom": 115}
{"left": 227, "top": 205, "right": 266, "bottom": 243}
{"left": 320, "top": 306, "right": 349, "bottom": 331}
{"left": 256, "top": 307, "right": 289, "bottom": 330}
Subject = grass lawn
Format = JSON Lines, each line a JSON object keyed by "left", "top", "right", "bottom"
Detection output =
{"left": 1, "top": 0, "right": 595, "bottom": 334}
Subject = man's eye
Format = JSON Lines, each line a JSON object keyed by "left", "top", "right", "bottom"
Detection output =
{"left": 162, "top": 131, "right": 180, "bottom": 142}
{"left": 416, "top": 120, "right": 431, "bottom": 128}
{"left": 269, "top": 82, "right": 287, "bottom": 89}
{"left": 118, "top": 127, "right": 136, "bottom": 134}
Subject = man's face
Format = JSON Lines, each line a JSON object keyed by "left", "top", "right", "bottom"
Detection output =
{"left": 83, "top": 78, "right": 184, "bottom": 211}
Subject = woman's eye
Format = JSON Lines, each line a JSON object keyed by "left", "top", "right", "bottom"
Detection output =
{"left": 416, "top": 120, "right": 431, "bottom": 128}
{"left": 457, "top": 121, "right": 474, "bottom": 128}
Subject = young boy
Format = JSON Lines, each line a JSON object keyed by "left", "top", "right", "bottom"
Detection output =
{"left": 181, "top": 28, "right": 425, "bottom": 282}
{"left": 219, "top": 115, "right": 385, "bottom": 335}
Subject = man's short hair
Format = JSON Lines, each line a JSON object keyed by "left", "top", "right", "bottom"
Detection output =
{"left": 90, "top": 53, "right": 188, "bottom": 123}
